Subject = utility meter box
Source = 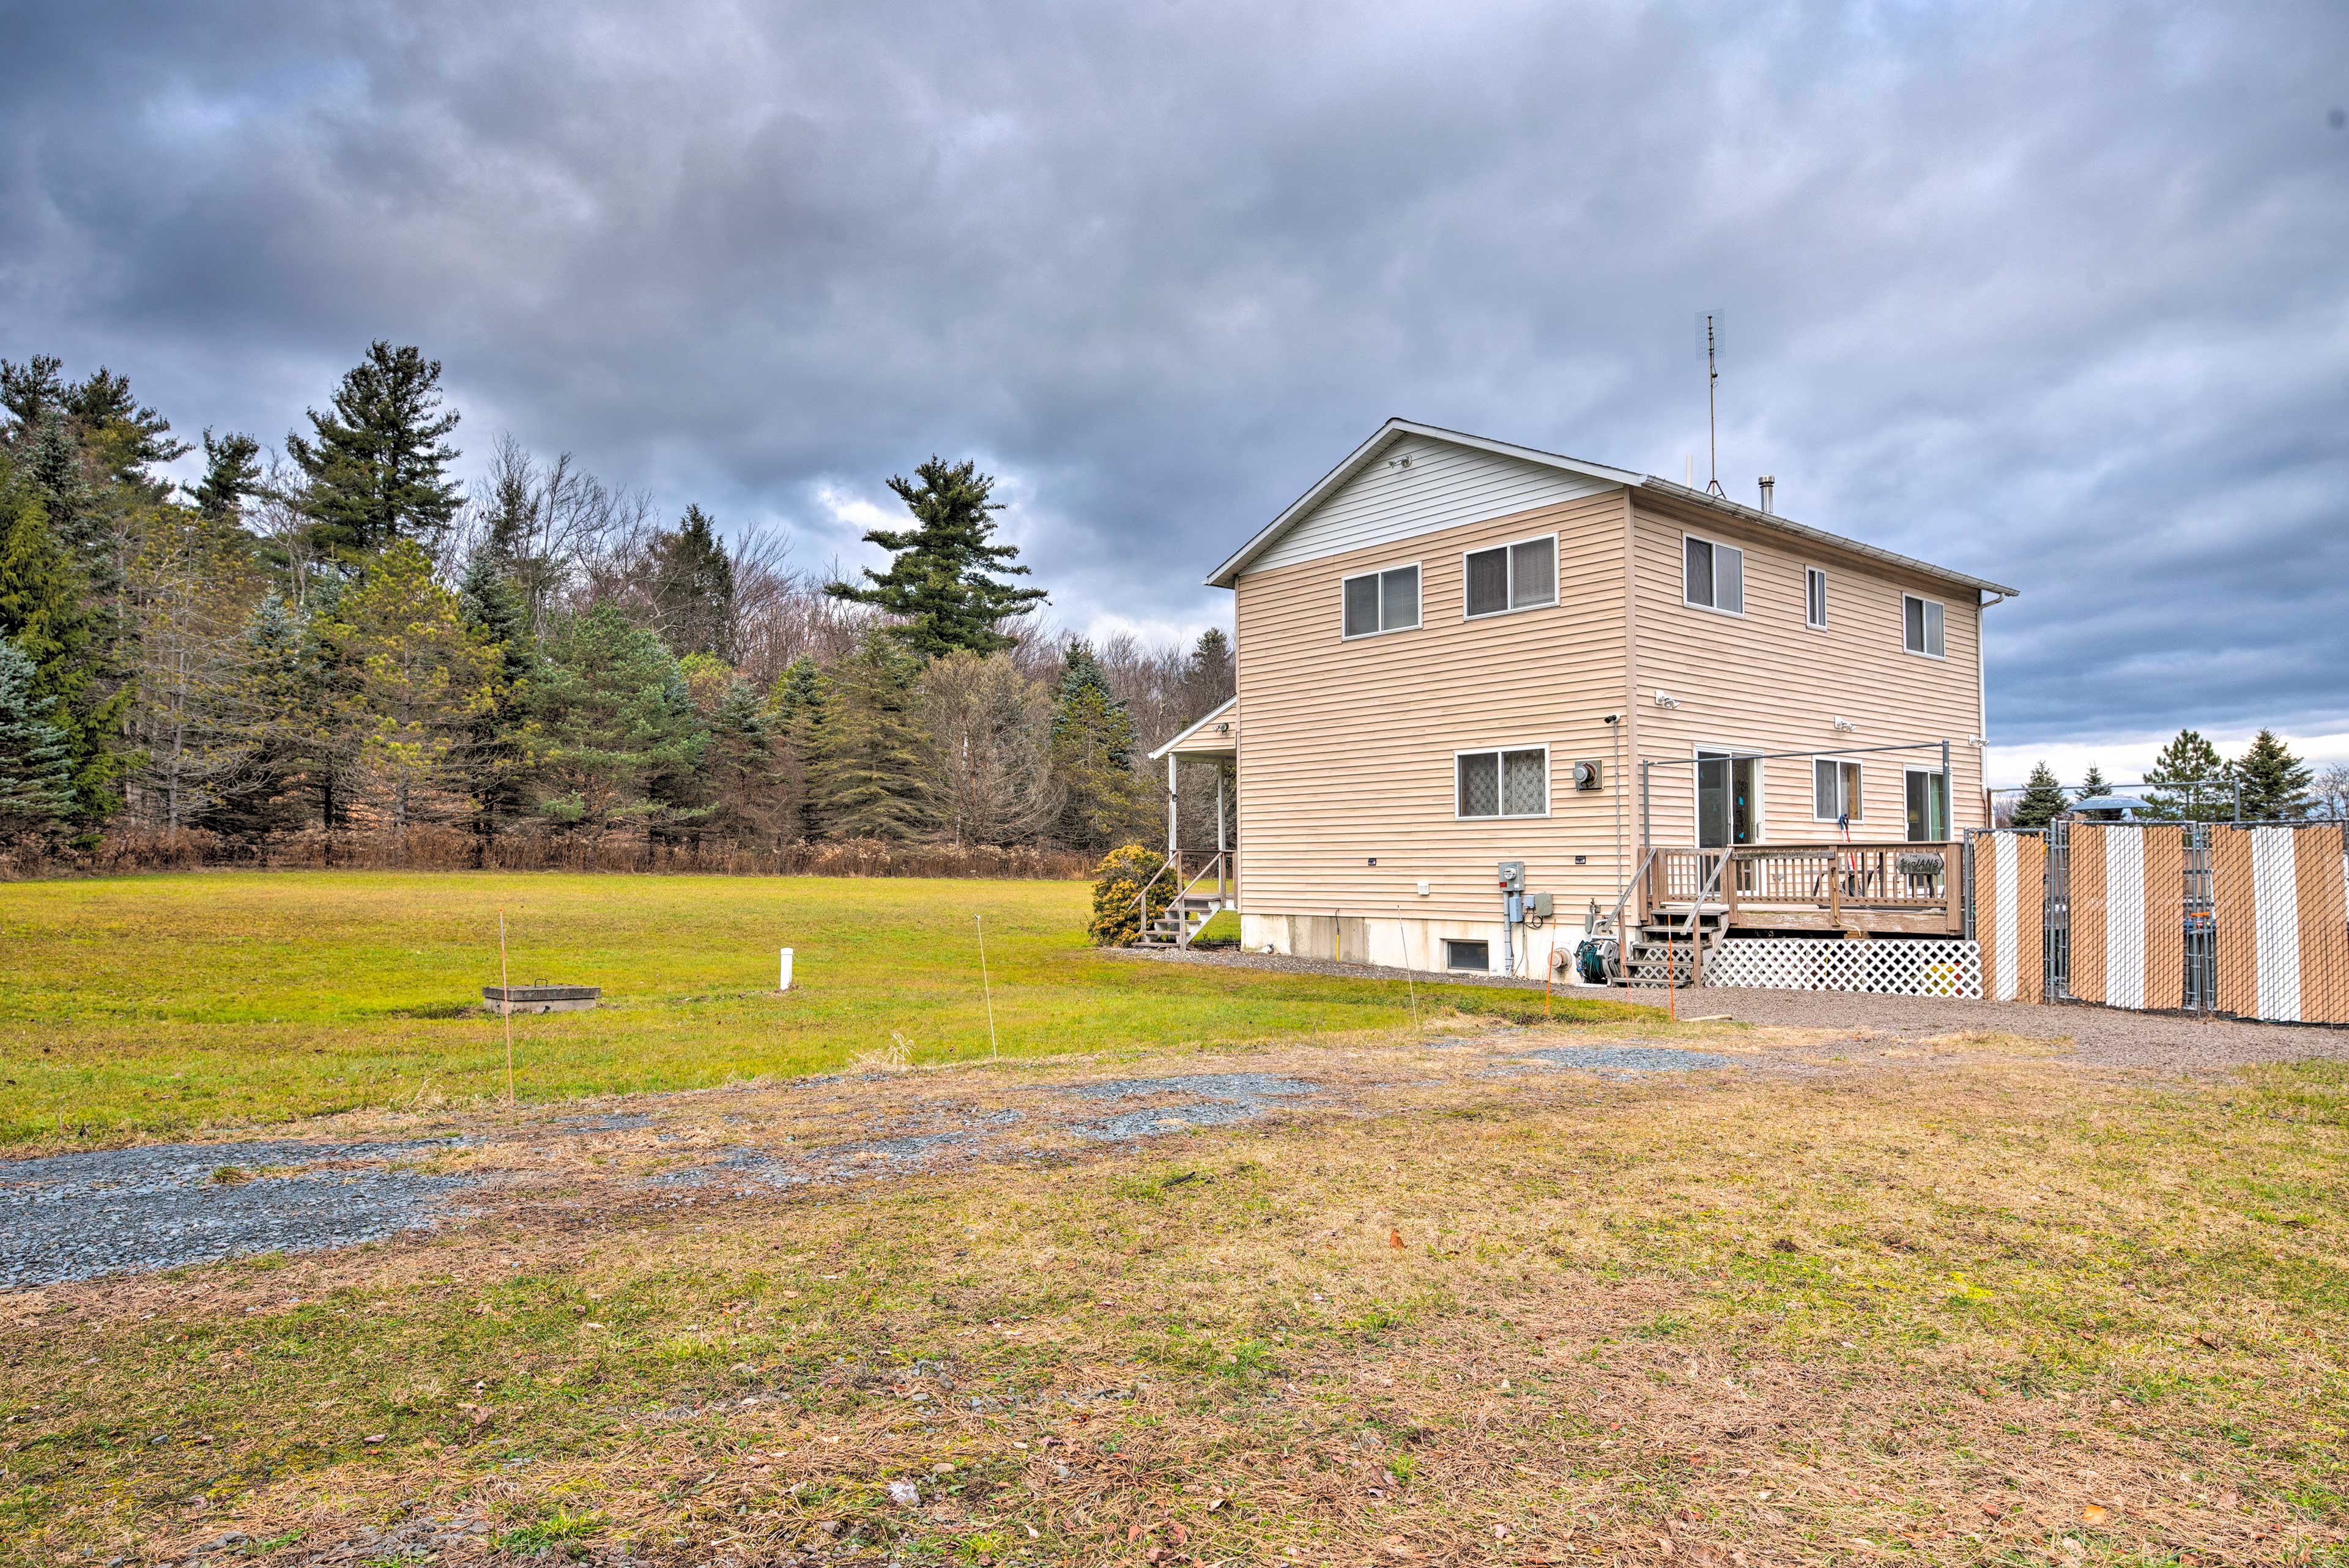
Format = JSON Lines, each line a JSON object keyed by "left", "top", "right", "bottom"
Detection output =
{"left": 1496, "top": 861, "right": 1526, "bottom": 893}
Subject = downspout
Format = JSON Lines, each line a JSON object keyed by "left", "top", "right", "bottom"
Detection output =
{"left": 1978, "top": 590, "right": 2007, "bottom": 828}
{"left": 1619, "top": 486, "right": 1643, "bottom": 920}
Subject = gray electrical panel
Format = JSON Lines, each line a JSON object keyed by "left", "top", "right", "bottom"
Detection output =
{"left": 1496, "top": 860, "right": 1526, "bottom": 892}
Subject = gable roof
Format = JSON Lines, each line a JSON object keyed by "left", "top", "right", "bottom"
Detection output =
{"left": 1146, "top": 695, "right": 1237, "bottom": 760}
{"left": 1205, "top": 418, "right": 2019, "bottom": 598}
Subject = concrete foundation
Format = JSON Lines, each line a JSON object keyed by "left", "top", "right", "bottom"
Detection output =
{"left": 1241, "top": 912, "right": 1572, "bottom": 978}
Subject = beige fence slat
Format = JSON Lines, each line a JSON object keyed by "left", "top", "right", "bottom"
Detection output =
{"left": 2212, "top": 828, "right": 2260, "bottom": 1019}
{"left": 2142, "top": 827, "right": 2185, "bottom": 1013}
{"left": 2295, "top": 824, "right": 2349, "bottom": 1025}
{"left": 2069, "top": 825, "right": 2108, "bottom": 1005}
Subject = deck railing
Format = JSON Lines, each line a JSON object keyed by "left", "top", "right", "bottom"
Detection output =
{"left": 1650, "top": 841, "right": 1962, "bottom": 929}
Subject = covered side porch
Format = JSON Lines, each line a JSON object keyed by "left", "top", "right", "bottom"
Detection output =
{"left": 1141, "top": 696, "right": 1239, "bottom": 948}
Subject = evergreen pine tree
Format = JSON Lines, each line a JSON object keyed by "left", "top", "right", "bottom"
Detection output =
{"left": 286, "top": 342, "right": 464, "bottom": 560}
{"left": 768, "top": 656, "right": 831, "bottom": 841}
{"left": 2070, "top": 765, "right": 2116, "bottom": 820}
{"left": 700, "top": 679, "right": 784, "bottom": 843}
{"left": 0, "top": 637, "right": 75, "bottom": 841}
{"left": 1182, "top": 627, "right": 1235, "bottom": 717}
{"left": 2235, "top": 729, "right": 2311, "bottom": 821}
{"left": 824, "top": 457, "right": 1047, "bottom": 656}
{"left": 811, "top": 626, "right": 930, "bottom": 839}
{"left": 187, "top": 430, "right": 264, "bottom": 522}
{"left": 0, "top": 355, "right": 67, "bottom": 439}
{"left": 649, "top": 505, "right": 737, "bottom": 661}
{"left": 65, "top": 366, "right": 188, "bottom": 494}
{"left": 207, "top": 593, "right": 310, "bottom": 840}
{"left": 0, "top": 458, "right": 128, "bottom": 833}
{"left": 2141, "top": 728, "right": 2230, "bottom": 821}
{"left": 2010, "top": 761, "right": 2069, "bottom": 831}
{"left": 458, "top": 549, "right": 539, "bottom": 849}
{"left": 532, "top": 604, "right": 705, "bottom": 837}
{"left": 316, "top": 540, "right": 499, "bottom": 847}
{"left": 1050, "top": 639, "right": 1143, "bottom": 852}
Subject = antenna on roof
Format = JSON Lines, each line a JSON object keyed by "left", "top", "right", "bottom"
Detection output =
{"left": 1698, "top": 310, "right": 1726, "bottom": 497}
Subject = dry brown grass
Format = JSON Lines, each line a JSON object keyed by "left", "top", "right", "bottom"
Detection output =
{"left": 6, "top": 1025, "right": 2347, "bottom": 1567}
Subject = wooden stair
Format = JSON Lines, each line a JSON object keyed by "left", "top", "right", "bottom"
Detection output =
{"left": 1617, "top": 906, "right": 1728, "bottom": 988}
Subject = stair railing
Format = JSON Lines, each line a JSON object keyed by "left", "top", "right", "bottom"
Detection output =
{"left": 1128, "top": 857, "right": 1173, "bottom": 941}
{"left": 1675, "top": 850, "right": 1732, "bottom": 989}
{"left": 1168, "top": 851, "right": 1230, "bottom": 949}
{"left": 1597, "top": 848, "right": 1660, "bottom": 937}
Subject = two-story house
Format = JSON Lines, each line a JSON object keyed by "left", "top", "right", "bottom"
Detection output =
{"left": 1147, "top": 418, "right": 2018, "bottom": 979}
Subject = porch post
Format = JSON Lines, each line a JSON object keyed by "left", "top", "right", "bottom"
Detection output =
{"left": 1166, "top": 754, "right": 1179, "bottom": 859}
{"left": 1940, "top": 739, "right": 1953, "bottom": 839}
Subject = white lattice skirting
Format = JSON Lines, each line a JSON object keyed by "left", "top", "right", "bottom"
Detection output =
{"left": 1705, "top": 938, "right": 1983, "bottom": 998}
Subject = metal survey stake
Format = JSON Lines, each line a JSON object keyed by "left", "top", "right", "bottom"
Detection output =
{"left": 498, "top": 910, "right": 515, "bottom": 1106}
{"left": 975, "top": 914, "right": 999, "bottom": 1060}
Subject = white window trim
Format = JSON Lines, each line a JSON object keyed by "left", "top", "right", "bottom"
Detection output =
{"left": 1691, "top": 743, "right": 1766, "bottom": 845}
{"left": 1680, "top": 530, "right": 1747, "bottom": 618}
{"left": 1338, "top": 560, "right": 1423, "bottom": 641}
{"left": 1453, "top": 743, "right": 1553, "bottom": 820}
{"left": 1902, "top": 592, "right": 1946, "bottom": 660}
{"left": 1805, "top": 566, "right": 1828, "bottom": 630}
{"left": 1460, "top": 533, "right": 1560, "bottom": 622}
{"left": 1811, "top": 755, "right": 1863, "bottom": 823}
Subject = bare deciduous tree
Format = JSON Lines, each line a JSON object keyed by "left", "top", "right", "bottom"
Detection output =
{"left": 919, "top": 651, "right": 1061, "bottom": 845}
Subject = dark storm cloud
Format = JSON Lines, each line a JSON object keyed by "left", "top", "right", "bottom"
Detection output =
{"left": 4, "top": 1, "right": 2346, "bottom": 757}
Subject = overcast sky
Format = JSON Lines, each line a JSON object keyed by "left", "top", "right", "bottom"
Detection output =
{"left": 4, "top": 1, "right": 2344, "bottom": 782}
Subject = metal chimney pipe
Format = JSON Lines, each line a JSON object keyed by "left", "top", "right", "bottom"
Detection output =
{"left": 1757, "top": 475, "right": 1775, "bottom": 515}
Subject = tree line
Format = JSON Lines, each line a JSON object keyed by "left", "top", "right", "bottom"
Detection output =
{"left": 2006, "top": 727, "right": 2345, "bottom": 829}
{"left": 0, "top": 343, "right": 1235, "bottom": 864}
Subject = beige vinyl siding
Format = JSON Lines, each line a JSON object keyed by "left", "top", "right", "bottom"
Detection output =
{"left": 1233, "top": 489, "right": 1635, "bottom": 922}
{"left": 1247, "top": 433, "right": 1616, "bottom": 574}
{"left": 1627, "top": 496, "right": 1986, "bottom": 845}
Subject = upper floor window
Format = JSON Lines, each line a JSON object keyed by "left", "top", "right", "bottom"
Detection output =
{"left": 1902, "top": 593, "right": 1945, "bottom": 658}
{"left": 1342, "top": 564, "right": 1420, "bottom": 637}
{"left": 1805, "top": 567, "right": 1828, "bottom": 628}
{"left": 1457, "top": 746, "right": 1549, "bottom": 819}
{"left": 1463, "top": 535, "right": 1556, "bottom": 619}
{"left": 1683, "top": 533, "right": 1745, "bottom": 614}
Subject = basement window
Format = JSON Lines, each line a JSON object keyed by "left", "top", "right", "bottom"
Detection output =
{"left": 1444, "top": 939, "right": 1491, "bottom": 972}
{"left": 1457, "top": 746, "right": 1549, "bottom": 819}
{"left": 1341, "top": 564, "right": 1420, "bottom": 638}
{"left": 1463, "top": 535, "right": 1557, "bottom": 619}
{"left": 1903, "top": 593, "right": 1945, "bottom": 658}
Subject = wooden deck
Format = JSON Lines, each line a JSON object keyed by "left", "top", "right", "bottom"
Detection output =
{"left": 1649, "top": 842, "right": 1964, "bottom": 935}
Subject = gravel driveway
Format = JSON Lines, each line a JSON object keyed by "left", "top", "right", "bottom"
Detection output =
{"left": 1112, "top": 947, "right": 2349, "bottom": 1072}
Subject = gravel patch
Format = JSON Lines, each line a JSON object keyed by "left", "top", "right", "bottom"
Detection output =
{"left": 1685, "top": 987, "right": 2349, "bottom": 1071}
{"left": 0, "top": 1138, "right": 470, "bottom": 1287}
{"left": 1056, "top": 1072, "right": 1319, "bottom": 1103}
{"left": 1508, "top": 1044, "right": 1739, "bottom": 1075}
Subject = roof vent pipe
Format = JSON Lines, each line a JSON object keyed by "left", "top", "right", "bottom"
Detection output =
{"left": 1757, "top": 475, "right": 1775, "bottom": 515}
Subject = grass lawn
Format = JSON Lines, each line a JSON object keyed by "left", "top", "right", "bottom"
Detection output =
{"left": 0, "top": 872, "right": 1639, "bottom": 1149}
{"left": 6, "top": 1038, "right": 2347, "bottom": 1566}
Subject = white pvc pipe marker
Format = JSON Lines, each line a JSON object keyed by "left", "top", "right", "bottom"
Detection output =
{"left": 778, "top": 947, "right": 794, "bottom": 992}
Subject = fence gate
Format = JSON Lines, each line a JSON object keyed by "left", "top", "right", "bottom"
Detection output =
{"left": 1972, "top": 819, "right": 2347, "bottom": 1024}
